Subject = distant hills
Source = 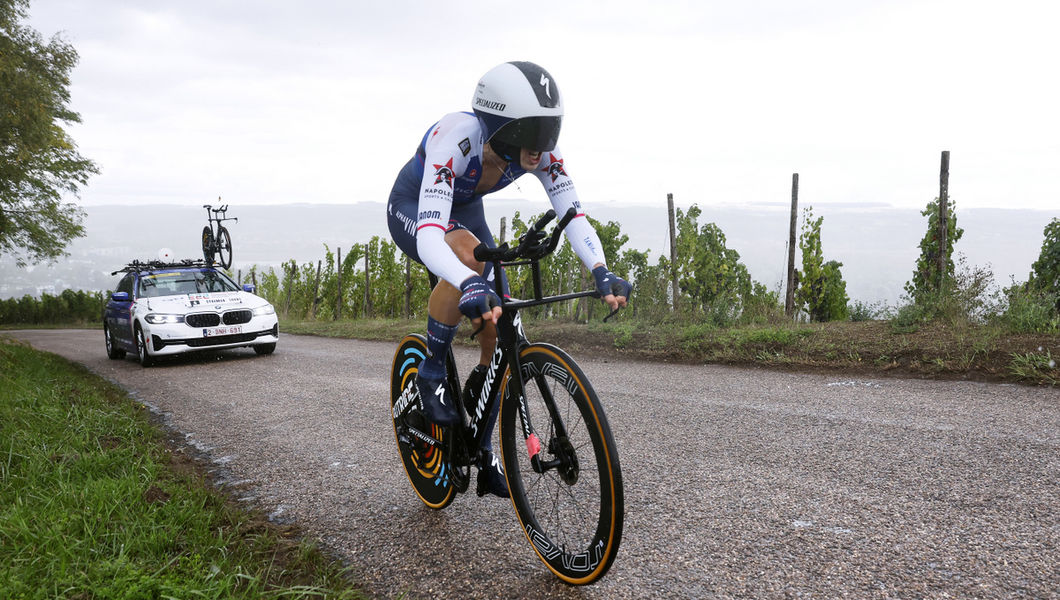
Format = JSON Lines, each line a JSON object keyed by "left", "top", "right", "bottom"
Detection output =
{"left": 1, "top": 201, "right": 1054, "bottom": 307}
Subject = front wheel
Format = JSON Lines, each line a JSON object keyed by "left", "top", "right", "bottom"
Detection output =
{"left": 500, "top": 343, "right": 624, "bottom": 585}
{"left": 134, "top": 323, "right": 154, "bottom": 367}
{"left": 216, "top": 226, "right": 232, "bottom": 269}
{"left": 253, "top": 342, "right": 276, "bottom": 355}
{"left": 201, "top": 226, "right": 215, "bottom": 265}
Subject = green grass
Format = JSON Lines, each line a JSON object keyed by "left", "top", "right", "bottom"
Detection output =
{"left": 1009, "top": 349, "right": 1059, "bottom": 385}
{"left": 0, "top": 337, "right": 364, "bottom": 600}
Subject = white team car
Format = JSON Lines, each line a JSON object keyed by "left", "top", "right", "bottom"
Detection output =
{"left": 103, "top": 259, "right": 279, "bottom": 367}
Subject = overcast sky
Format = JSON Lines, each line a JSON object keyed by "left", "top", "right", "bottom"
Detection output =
{"left": 26, "top": 0, "right": 1060, "bottom": 212}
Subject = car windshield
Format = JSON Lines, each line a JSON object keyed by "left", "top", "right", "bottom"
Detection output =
{"left": 138, "top": 269, "right": 239, "bottom": 298}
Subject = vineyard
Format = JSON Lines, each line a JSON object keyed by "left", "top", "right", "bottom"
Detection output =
{"left": 239, "top": 207, "right": 785, "bottom": 328}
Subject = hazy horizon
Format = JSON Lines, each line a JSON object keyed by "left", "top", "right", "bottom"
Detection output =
{"left": 2, "top": 201, "right": 1054, "bottom": 309}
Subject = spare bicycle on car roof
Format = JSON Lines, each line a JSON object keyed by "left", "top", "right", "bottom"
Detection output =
{"left": 201, "top": 200, "right": 237, "bottom": 270}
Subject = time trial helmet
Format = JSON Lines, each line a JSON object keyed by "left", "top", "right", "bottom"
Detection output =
{"left": 472, "top": 61, "right": 563, "bottom": 161}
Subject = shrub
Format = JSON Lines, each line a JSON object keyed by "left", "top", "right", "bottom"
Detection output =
{"left": 997, "top": 285, "right": 1060, "bottom": 333}
{"left": 848, "top": 300, "right": 887, "bottom": 322}
{"left": 1029, "top": 218, "right": 1060, "bottom": 301}
{"left": 890, "top": 302, "right": 929, "bottom": 334}
{"left": 795, "top": 207, "right": 849, "bottom": 322}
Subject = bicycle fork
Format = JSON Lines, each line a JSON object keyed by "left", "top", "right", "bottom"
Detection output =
{"left": 499, "top": 316, "right": 579, "bottom": 483}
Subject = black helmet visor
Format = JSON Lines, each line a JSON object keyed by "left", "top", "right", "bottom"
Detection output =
{"left": 492, "top": 116, "right": 562, "bottom": 152}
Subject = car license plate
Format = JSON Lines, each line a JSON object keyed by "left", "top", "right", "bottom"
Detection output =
{"left": 203, "top": 325, "right": 243, "bottom": 337}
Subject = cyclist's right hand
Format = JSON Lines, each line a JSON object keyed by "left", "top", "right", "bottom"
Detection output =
{"left": 458, "top": 275, "right": 502, "bottom": 324}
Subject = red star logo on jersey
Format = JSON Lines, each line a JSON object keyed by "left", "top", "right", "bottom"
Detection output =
{"left": 433, "top": 158, "right": 455, "bottom": 188}
{"left": 540, "top": 153, "right": 567, "bottom": 182}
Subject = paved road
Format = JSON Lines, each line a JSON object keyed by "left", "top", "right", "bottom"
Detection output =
{"left": 7, "top": 329, "right": 1060, "bottom": 599}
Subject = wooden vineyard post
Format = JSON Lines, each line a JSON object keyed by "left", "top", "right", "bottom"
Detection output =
{"left": 667, "top": 193, "right": 679, "bottom": 313}
{"left": 404, "top": 255, "right": 413, "bottom": 319}
{"left": 938, "top": 151, "right": 950, "bottom": 291}
{"left": 785, "top": 173, "right": 799, "bottom": 318}
{"left": 335, "top": 247, "right": 343, "bottom": 320}
{"left": 309, "top": 260, "right": 322, "bottom": 319}
{"left": 283, "top": 262, "right": 294, "bottom": 317}
{"left": 364, "top": 243, "right": 372, "bottom": 318}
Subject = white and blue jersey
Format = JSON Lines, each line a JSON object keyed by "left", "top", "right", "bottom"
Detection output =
{"left": 387, "top": 111, "right": 606, "bottom": 289}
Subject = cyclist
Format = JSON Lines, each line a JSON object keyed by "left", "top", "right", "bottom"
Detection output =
{"left": 386, "top": 61, "right": 632, "bottom": 498}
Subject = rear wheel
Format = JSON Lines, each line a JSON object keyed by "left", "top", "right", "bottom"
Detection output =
{"left": 500, "top": 343, "right": 623, "bottom": 585}
{"left": 216, "top": 226, "right": 233, "bottom": 269}
{"left": 104, "top": 323, "right": 126, "bottom": 359}
{"left": 201, "top": 226, "right": 215, "bottom": 265}
{"left": 390, "top": 334, "right": 457, "bottom": 509}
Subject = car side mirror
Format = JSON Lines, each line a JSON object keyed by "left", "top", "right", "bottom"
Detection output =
{"left": 110, "top": 291, "right": 130, "bottom": 302}
{"left": 242, "top": 284, "right": 256, "bottom": 293}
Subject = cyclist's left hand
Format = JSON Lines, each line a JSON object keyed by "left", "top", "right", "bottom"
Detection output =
{"left": 592, "top": 265, "right": 632, "bottom": 311}
{"left": 458, "top": 274, "right": 503, "bottom": 324}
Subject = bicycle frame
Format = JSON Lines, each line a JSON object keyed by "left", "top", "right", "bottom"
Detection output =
{"left": 397, "top": 209, "right": 603, "bottom": 462}
{"left": 437, "top": 208, "right": 605, "bottom": 472}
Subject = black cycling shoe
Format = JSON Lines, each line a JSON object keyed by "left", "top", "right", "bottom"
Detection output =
{"left": 462, "top": 364, "right": 489, "bottom": 417}
{"left": 416, "top": 373, "right": 459, "bottom": 427}
{"left": 476, "top": 449, "right": 510, "bottom": 498}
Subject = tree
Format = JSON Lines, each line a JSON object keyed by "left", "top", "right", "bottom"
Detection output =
{"left": 794, "top": 207, "right": 848, "bottom": 322}
{"left": 1029, "top": 218, "right": 1060, "bottom": 299}
{"left": 670, "top": 204, "right": 779, "bottom": 325}
{"left": 1, "top": 0, "right": 99, "bottom": 266}
{"left": 673, "top": 205, "right": 752, "bottom": 310}
{"left": 905, "top": 197, "right": 964, "bottom": 305}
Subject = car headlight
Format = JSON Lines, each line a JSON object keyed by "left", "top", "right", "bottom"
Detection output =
{"left": 144, "top": 313, "right": 185, "bottom": 324}
{"left": 252, "top": 304, "right": 276, "bottom": 316}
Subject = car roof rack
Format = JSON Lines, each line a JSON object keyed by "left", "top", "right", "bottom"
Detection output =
{"left": 111, "top": 259, "right": 212, "bottom": 276}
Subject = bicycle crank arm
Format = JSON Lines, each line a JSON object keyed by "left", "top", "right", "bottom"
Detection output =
{"left": 399, "top": 424, "right": 443, "bottom": 449}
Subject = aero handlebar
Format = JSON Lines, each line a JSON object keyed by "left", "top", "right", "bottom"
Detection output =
{"left": 468, "top": 207, "right": 621, "bottom": 327}
{"left": 473, "top": 207, "right": 577, "bottom": 264}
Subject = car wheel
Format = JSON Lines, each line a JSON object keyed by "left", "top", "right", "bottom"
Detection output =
{"left": 104, "top": 324, "right": 126, "bottom": 359}
{"left": 135, "top": 323, "right": 154, "bottom": 367}
{"left": 254, "top": 343, "right": 276, "bottom": 355}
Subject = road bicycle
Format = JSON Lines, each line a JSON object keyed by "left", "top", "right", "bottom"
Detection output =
{"left": 389, "top": 208, "right": 624, "bottom": 585}
{"left": 201, "top": 202, "right": 237, "bottom": 269}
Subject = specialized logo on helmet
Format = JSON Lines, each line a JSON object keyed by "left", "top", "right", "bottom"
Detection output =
{"left": 432, "top": 158, "right": 455, "bottom": 188}
{"left": 474, "top": 97, "right": 506, "bottom": 112}
{"left": 540, "top": 153, "right": 567, "bottom": 182}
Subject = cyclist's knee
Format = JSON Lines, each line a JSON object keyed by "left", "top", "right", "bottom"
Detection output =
{"left": 428, "top": 280, "right": 463, "bottom": 324}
